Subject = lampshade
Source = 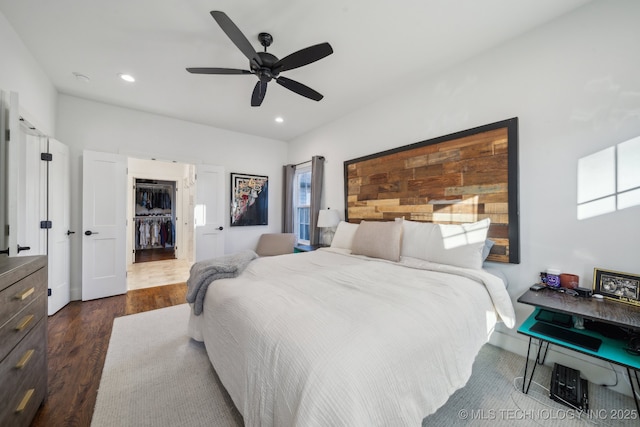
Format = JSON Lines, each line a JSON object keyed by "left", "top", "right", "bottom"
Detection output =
{"left": 317, "top": 209, "right": 340, "bottom": 228}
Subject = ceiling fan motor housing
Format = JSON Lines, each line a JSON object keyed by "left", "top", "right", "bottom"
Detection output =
{"left": 253, "top": 52, "right": 280, "bottom": 82}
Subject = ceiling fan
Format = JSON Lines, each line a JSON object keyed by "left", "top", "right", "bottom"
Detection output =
{"left": 187, "top": 11, "right": 333, "bottom": 107}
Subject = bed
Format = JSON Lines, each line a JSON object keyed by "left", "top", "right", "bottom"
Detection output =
{"left": 188, "top": 219, "right": 515, "bottom": 426}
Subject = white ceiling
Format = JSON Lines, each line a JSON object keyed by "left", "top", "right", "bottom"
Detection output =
{"left": 0, "top": 0, "right": 591, "bottom": 141}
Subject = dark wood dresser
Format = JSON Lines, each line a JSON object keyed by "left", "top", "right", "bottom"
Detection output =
{"left": 0, "top": 256, "right": 47, "bottom": 427}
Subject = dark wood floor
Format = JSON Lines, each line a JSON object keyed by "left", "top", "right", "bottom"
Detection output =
{"left": 30, "top": 283, "right": 187, "bottom": 427}
{"left": 135, "top": 247, "right": 176, "bottom": 263}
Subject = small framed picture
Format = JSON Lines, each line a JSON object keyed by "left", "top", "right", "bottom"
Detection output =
{"left": 593, "top": 268, "right": 640, "bottom": 306}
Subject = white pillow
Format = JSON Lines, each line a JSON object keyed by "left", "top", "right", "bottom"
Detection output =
{"left": 351, "top": 220, "right": 403, "bottom": 262}
{"left": 427, "top": 218, "right": 491, "bottom": 270}
{"left": 330, "top": 221, "right": 359, "bottom": 250}
{"left": 395, "top": 218, "right": 437, "bottom": 260}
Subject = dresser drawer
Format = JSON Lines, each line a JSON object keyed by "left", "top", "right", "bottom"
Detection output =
{"left": 0, "top": 293, "right": 47, "bottom": 363}
{"left": 0, "top": 318, "right": 47, "bottom": 427}
{"left": 0, "top": 266, "right": 47, "bottom": 328}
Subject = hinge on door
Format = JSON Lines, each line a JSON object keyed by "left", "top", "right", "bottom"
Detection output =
{"left": 41, "top": 152, "right": 53, "bottom": 161}
{"left": 5, "top": 129, "right": 9, "bottom": 141}
{"left": 48, "top": 288, "right": 52, "bottom": 296}
{"left": 40, "top": 221, "right": 53, "bottom": 229}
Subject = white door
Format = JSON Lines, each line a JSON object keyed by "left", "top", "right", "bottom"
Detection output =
{"left": 16, "top": 131, "right": 47, "bottom": 257}
{"left": 194, "top": 165, "right": 225, "bottom": 262}
{"left": 47, "top": 139, "right": 71, "bottom": 314}
{"left": 5, "top": 104, "right": 47, "bottom": 258}
{"left": 4, "top": 91, "right": 21, "bottom": 257}
{"left": 82, "top": 150, "right": 127, "bottom": 300}
{"left": 0, "top": 90, "right": 10, "bottom": 255}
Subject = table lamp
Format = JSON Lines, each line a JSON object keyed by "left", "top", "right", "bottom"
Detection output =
{"left": 316, "top": 209, "right": 340, "bottom": 245}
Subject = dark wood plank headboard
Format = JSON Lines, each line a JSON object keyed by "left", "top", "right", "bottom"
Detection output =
{"left": 344, "top": 118, "right": 519, "bottom": 264}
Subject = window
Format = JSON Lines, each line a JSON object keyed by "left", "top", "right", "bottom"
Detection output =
{"left": 294, "top": 166, "right": 311, "bottom": 244}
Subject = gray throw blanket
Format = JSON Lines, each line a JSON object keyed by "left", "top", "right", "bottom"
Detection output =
{"left": 186, "top": 249, "right": 258, "bottom": 315}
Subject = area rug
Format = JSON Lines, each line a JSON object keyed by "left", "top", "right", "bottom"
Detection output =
{"left": 92, "top": 304, "right": 637, "bottom": 426}
{"left": 91, "top": 304, "right": 242, "bottom": 427}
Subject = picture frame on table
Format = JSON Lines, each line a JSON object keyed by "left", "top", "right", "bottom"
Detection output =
{"left": 593, "top": 268, "right": 640, "bottom": 306}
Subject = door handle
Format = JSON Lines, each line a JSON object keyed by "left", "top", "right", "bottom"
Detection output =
{"left": 218, "top": 226, "right": 224, "bottom": 230}
{"left": 0, "top": 247, "right": 8, "bottom": 256}
{"left": 67, "top": 230, "right": 76, "bottom": 236}
{"left": 84, "top": 230, "right": 99, "bottom": 236}
{"left": 17, "top": 244, "right": 31, "bottom": 253}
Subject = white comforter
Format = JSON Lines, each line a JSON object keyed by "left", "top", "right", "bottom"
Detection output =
{"left": 191, "top": 248, "right": 515, "bottom": 426}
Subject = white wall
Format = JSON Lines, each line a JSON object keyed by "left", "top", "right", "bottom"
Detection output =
{"left": 288, "top": 1, "right": 640, "bottom": 394}
{"left": 0, "top": 11, "right": 56, "bottom": 135}
{"left": 56, "top": 94, "right": 288, "bottom": 299}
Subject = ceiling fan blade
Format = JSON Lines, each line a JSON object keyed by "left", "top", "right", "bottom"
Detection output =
{"left": 273, "top": 43, "right": 333, "bottom": 73}
{"left": 210, "top": 11, "right": 262, "bottom": 66}
{"left": 275, "top": 76, "right": 323, "bottom": 101}
{"left": 251, "top": 81, "right": 268, "bottom": 107}
{"left": 186, "top": 67, "right": 252, "bottom": 75}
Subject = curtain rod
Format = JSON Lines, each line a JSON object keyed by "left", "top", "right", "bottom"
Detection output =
{"left": 294, "top": 156, "right": 324, "bottom": 167}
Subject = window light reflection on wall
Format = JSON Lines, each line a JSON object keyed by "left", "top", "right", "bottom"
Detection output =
{"left": 577, "top": 135, "right": 640, "bottom": 220}
{"left": 194, "top": 204, "right": 206, "bottom": 227}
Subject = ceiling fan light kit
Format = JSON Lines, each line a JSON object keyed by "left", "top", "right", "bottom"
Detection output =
{"left": 187, "top": 11, "right": 333, "bottom": 107}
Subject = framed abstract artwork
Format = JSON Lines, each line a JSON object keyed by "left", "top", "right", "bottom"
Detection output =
{"left": 230, "top": 173, "right": 268, "bottom": 226}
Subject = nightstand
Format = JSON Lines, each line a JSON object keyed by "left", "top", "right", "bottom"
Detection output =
{"left": 517, "top": 288, "right": 640, "bottom": 412}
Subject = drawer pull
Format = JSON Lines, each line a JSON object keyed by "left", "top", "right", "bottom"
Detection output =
{"left": 15, "top": 314, "right": 35, "bottom": 331}
{"left": 16, "top": 349, "right": 35, "bottom": 369}
{"left": 15, "top": 287, "right": 35, "bottom": 301}
{"left": 15, "top": 388, "right": 35, "bottom": 413}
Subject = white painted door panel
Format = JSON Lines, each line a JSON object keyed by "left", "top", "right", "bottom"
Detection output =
{"left": 0, "top": 90, "right": 9, "bottom": 255}
{"left": 17, "top": 132, "right": 47, "bottom": 256}
{"left": 5, "top": 91, "right": 20, "bottom": 257}
{"left": 48, "top": 139, "right": 71, "bottom": 314}
{"left": 82, "top": 150, "right": 127, "bottom": 300}
{"left": 194, "top": 165, "right": 225, "bottom": 262}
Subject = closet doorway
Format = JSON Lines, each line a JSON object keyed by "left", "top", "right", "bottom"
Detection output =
{"left": 126, "top": 158, "right": 195, "bottom": 291}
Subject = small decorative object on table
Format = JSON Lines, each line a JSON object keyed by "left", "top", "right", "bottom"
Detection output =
{"left": 546, "top": 269, "right": 561, "bottom": 288}
{"left": 560, "top": 273, "right": 579, "bottom": 289}
{"left": 593, "top": 267, "right": 640, "bottom": 306}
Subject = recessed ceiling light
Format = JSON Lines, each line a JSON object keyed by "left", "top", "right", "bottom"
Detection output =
{"left": 275, "top": 117, "right": 284, "bottom": 123}
{"left": 72, "top": 72, "right": 90, "bottom": 83}
{"left": 118, "top": 73, "right": 135, "bottom": 83}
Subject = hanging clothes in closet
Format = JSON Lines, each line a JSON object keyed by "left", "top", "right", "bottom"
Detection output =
{"left": 134, "top": 217, "right": 174, "bottom": 249}
{"left": 134, "top": 179, "right": 177, "bottom": 263}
